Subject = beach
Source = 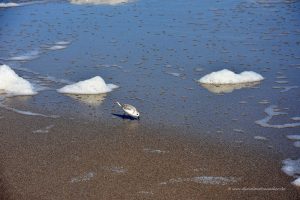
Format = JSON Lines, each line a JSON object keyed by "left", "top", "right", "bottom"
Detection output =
{"left": 0, "top": 0, "right": 300, "bottom": 199}
{"left": 0, "top": 110, "right": 299, "bottom": 199}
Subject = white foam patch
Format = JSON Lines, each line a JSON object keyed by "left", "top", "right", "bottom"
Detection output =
{"left": 191, "top": 176, "right": 238, "bottom": 185}
{"left": 161, "top": 176, "right": 239, "bottom": 186}
{"left": 143, "top": 148, "right": 168, "bottom": 154}
{"left": 33, "top": 125, "right": 54, "bottom": 133}
{"left": 280, "top": 86, "right": 299, "bottom": 93}
{"left": 286, "top": 135, "right": 300, "bottom": 140}
{"left": 7, "top": 50, "right": 40, "bottom": 61}
{"left": 166, "top": 72, "right": 181, "bottom": 77}
{"left": 47, "top": 40, "right": 71, "bottom": 50}
{"left": 254, "top": 136, "right": 267, "bottom": 140}
{"left": 57, "top": 76, "right": 118, "bottom": 94}
{"left": 0, "top": 103, "right": 59, "bottom": 118}
{"left": 48, "top": 45, "right": 67, "bottom": 50}
{"left": 0, "top": 64, "right": 37, "bottom": 96}
{"left": 0, "top": 2, "right": 19, "bottom": 7}
{"left": 282, "top": 158, "right": 300, "bottom": 186}
{"left": 292, "top": 178, "right": 300, "bottom": 186}
{"left": 292, "top": 117, "right": 300, "bottom": 121}
{"left": 255, "top": 105, "right": 300, "bottom": 129}
{"left": 69, "top": 0, "right": 133, "bottom": 6}
{"left": 55, "top": 41, "right": 71, "bottom": 45}
{"left": 198, "top": 69, "right": 264, "bottom": 85}
{"left": 71, "top": 172, "right": 95, "bottom": 183}
{"left": 103, "top": 166, "right": 127, "bottom": 174}
{"left": 0, "top": 1, "right": 47, "bottom": 8}
{"left": 293, "top": 141, "right": 300, "bottom": 148}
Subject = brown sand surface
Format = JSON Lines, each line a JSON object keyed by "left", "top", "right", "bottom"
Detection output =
{"left": 0, "top": 110, "right": 299, "bottom": 199}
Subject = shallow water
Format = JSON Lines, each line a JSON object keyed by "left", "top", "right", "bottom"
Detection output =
{"left": 0, "top": 0, "right": 300, "bottom": 199}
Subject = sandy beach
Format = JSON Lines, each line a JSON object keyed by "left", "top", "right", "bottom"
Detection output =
{"left": 0, "top": 110, "right": 299, "bottom": 199}
{"left": 1, "top": 0, "right": 300, "bottom": 199}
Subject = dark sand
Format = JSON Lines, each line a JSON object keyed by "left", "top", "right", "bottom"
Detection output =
{"left": 1, "top": 0, "right": 300, "bottom": 199}
{"left": 0, "top": 109, "right": 299, "bottom": 199}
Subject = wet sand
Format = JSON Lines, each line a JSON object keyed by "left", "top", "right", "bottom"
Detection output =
{"left": 1, "top": 0, "right": 300, "bottom": 199}
{"left": 0, "top": 110, "right": 299, "bottom": 199}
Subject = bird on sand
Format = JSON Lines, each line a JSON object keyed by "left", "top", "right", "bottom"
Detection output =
{"left": 116, "top": 101, "right": 140, "bottom": 119}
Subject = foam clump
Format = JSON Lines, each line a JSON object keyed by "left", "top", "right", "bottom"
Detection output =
{"left": 282, "top": 158, "right": 300, "bottom": 186}
{"left": 0, "top": 64, "right": 37, "bottom": 95}
{"left": 292, "top": 178, "right": 300, "bottom": 186}
{"left": 198, "top": 69, "right": 264, "bottom": 85}
{"left": 57, "top": 76, "right": 118, "bottom": 94}
{"left": 0, "top": 2, "right": 19, "bottom": 7}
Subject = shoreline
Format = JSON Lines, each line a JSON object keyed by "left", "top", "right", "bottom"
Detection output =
{"left": 0, "top": 109, "right": 299, "bottom": 199}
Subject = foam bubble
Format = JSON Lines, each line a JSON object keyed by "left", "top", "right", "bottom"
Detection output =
{"left": 57, "top": 76, "right": 118, "bottom": 94}
{"left": 198, "top": 69, "right": 264, "bottom": 85}
{"left": 255, "top": 105, "right": 300, "bottom": 129}
{"left": 69, "top": 0, "right": 133, "bottom": 5}
{"left": 0, "top": 64, "right": 37, "bottom": 96}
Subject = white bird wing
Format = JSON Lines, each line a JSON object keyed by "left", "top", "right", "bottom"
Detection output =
{"left": 122, "top": 104, "right": 137, "bottom": 113}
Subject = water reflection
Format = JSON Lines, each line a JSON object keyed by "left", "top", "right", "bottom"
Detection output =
{"left": 69, "top": 0, "right": 133, "bottom": 5}
{"left": 66, "top": 93, "right": 107, "bottom": 106}
{"left": 200, "top": 82, "right": 260, "bottom": 94}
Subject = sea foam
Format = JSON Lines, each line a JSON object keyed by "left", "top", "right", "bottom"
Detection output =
{"left": 0, "top": 1, "right": 47, "bottom": 8}
{"left": 8, "top": 50, "right": 40, "bottom": 61}
{"left": 57, "top": 76, "right": 118, "bottom": 94}
{"left": 0, "top": 64, "right": 37, "bottom": 96}
{"left": 0, "top": 103, "right": 59, "bottom": 118}
{"left": 198, "top": 69, "right": 264, "bottom": 84}
{"left": 255, "top": 105, "right": 300, "bottom": 128}
{"left": 0, "top": 2, "right": 19, "bottom": 7}
{"left": 282, "top": 158, "right": 300, "bottom": 186}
